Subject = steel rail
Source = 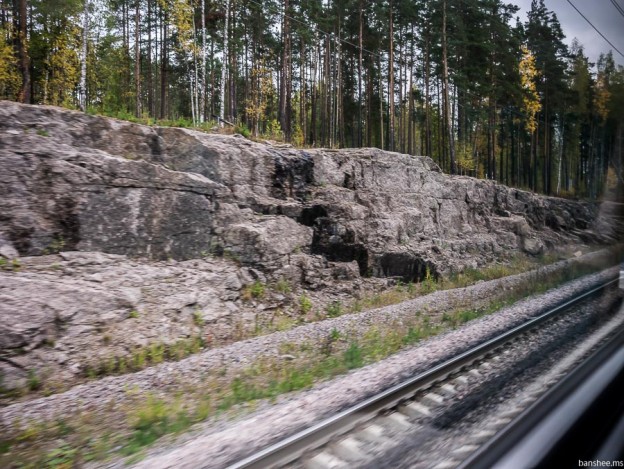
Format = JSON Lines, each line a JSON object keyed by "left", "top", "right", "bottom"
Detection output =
{"left": 460, "top": 316, "right": 624, "bottom": 468}
{"left": 227, "top": 278, "right": 618, "bottom": 469}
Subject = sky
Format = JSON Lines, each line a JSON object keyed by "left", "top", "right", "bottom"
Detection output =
{"left": 512, "top": 0, "right": 624, "bottom": 66}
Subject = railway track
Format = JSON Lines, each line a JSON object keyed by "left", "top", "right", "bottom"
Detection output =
{"left": 227, "top": 278, "right": 622, "bottom": 469}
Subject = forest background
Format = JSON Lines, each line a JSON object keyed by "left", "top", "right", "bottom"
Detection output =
{"left": 1, "top": 0, "right": 623, "bottom": 198}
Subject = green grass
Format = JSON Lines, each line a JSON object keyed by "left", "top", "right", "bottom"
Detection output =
{"left": 80, "top": 336, "right": 205, "bottom": 381}
{"left": 192, "top": 311, "right": 205, "bottom": 327}
{"left": 242, "top": 281, "right": 266, "bottom": 301}
{"left": 299, "top": 294, "right": 313, "bottom": 314}
{"left": 274, "top": 278, "right": 292, "bottom": 294}
{"left": 325, "top": 301, "right": 343, "bottom": 318}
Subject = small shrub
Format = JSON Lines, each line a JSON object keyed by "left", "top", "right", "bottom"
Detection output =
{"left": 104, "top": 357, "right": 117, "bottom": 375}
{"left": 193, "top": 311, "right": 205, "bottom": 327}
{"left": 299, "top": 295, "right": 313, "bottom": 314}
{"left": 86, "top": 366, "right": 98, "bottom": 379}
{"left": 118, "top": 357, "right": 127, "bottom": 374}
{"left": 403, "top": 326, "right": 423, "bottom": 344}
{"left": 129, "top": 310, "right": 139, "bottom": 319}
{"left": 44, "top": 444, "right": 77, "bottom": 467}
{"left": 274, "top": 278, "right": 291, "bottom": 294}
{"left": 250, "top": 281, "right": 266, "bottom": 299}
{"left": 27, "top": 369, "right": 41, "bottom": 391}
{"left": 343, "top": 343, "right": 364, "bottom": 369}
{"left": 325, "top": 301, "right": 342, "bottom": 318}
{"left": 235, "top": 123, "right": 251, "bottom": 138}
{"left": 123, "top": 395, "right": 187, "bottom": 454}
{"left": 222, "top": 249, "right": 240, "bottom": 263}
{"left": 242, "top": 281, "right": 266, "bottom": 302}
{"left": 36, "top": 129, "right": 49, "bottom": 137}
{"left": 420, "top": 266, "right": 437, "bottom": 294}
{"left": 149, "top": 343, "right": 165, "bottom": 364}
{"left": 133, "top": 349, "right": 146, "bottom": 370}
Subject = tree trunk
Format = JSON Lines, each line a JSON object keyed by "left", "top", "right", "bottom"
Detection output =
{"left": 79, "top": 0, "right": 89, "bottom": 111}
{"left": 424, "top": 33, "right": 431, "bottom": 157}
{"left": 220, "top": 0, "right": 230, "bottom": 123}
{"left": 135, "top": 0, "right": 141, "bottom": 117}
{"left": 160, "top": 5, "right": 167, "bottom": 119}
{"left": 147, "top": 0, "right": 153, "bottom": 116}
{"left": 200, "top": 0, "right": 206, "bottom": 122}
{"left": 279, "top": 0, "right": 291, "bottom": 140}
{"left": 407, "top": 30, "right": 414, "bottom": 155}
{"left": 300, "top": 37, "right": 306, "bottom": 145}
{"left": 388, "top": 0, "right": 394, "bottom": 151}
{"left": 357, "top": 0, "right": 363, "bottom": 147}
{"left": 17, "top": 0, "right": 30, "bottom": 103}
{"left": 441, "top": 0, "right": 456, "bottom": 174}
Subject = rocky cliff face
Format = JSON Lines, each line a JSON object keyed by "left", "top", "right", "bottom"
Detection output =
{"left": 0, "top": 102, "right": 607, "bottom": 277}
{"left": 0, "top": 102, "right": 617, "bottom": 390}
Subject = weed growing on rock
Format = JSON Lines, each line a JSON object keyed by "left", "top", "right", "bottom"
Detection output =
{"left": 343, "top": 343, "right": 364, "bottom": 369}
{"left": 129, "top": 310, "right": 139, "bottom": 319}
{"left": 148, "top": 343, "right": 165, "bottom": 364}
{"left": 192, "top": 311, "right": 205, "bottom": 327}
{"left": 250, "top": 281, "right": 266, "bottom": 299}
{"left": 44, "top": 444, "right": 77, "bottom": 467}
{"left": 27, "top": 370, "right": 41, "bottom": 391}
{"left": 122, "top": 395, "right": 188, "bottom": 455}
{"left": 242, "top": 281, "right": 266, "bottom": 301}
{"left": 274, "top": 278, "right": 291, "bottom": 294}
{"left": 222, "top": 249, "right": 240, "bottom": 264}
{"left": 325, "top": 301, "right": 343, "bottom": 318}
{"left": 0, "top": 258, "right": 21, "bottom": 271}
{"left": 299, "top": 294, "right": 313, "bottom": 314}
{"left": 420, "top": 266, "right": 437, "bottom": 294}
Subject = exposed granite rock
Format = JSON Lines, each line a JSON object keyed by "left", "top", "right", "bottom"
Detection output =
{"left": 0, "top": 101, "right": 620, "bottom": 390}
{"left": 0, "top": 102, "right": 605, "bottom": 276}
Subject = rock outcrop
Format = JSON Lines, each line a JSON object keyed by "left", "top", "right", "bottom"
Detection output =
{"left": 0, "top": 101, "right": 617, "bottom": 390}
{"left": 0, "top": 102, "right": 604, "bottom": 277}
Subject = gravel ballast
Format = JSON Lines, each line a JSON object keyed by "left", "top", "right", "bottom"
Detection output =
{"left": 121, "top": 264, "right": 619, "bottom": 469}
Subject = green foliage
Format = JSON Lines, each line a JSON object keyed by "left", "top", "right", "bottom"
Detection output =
{"left": 242, "top": 281, "right": 266, "bottom": 301}
{"left": 129, "top": 310, "right": 139, "bottom": 319}
{"left": 299, "top": 295, "right": 313, "bottom": 314}
{"left": 0, "top": 28, "right": 20, "bottom": 100}
{"left": 274, "top": 278, "right": 291, "bottom": 294}
{"left": 420, "top": 266, "right": 437, "bottom": 294}
{"left": 192, "top": 311, "right": 204, "bottom": 327}
{"left": 250, "top": 281, "right": 265, "bottom": 299}
{"left": 27, "top": 369, "right": 41, "bottom": 391}
{"left": 234, "top": 123, "right": 251, "bottom": 138}
{"left": 1, "top": 257, "right": 20, "bottom": 271}
{"left": 122, "top": 396, "right": 191, "bottom": 455}
{"left": 149, "top": 343, "right": 165, "bottom": 364}
{"left": 44, "top": 444, "right": 77, "bottom": 467}
{"left": 265, "top": 119, "right": 283, "bottom": 141}
{"left": 343, "top": 343, "right": 364, "bottom": 369}
{"left": 325, "top": 301, "right": 343, "bottom": 318}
